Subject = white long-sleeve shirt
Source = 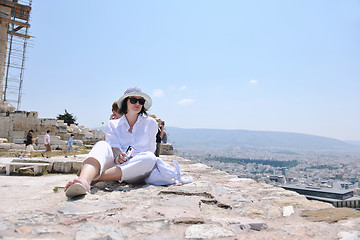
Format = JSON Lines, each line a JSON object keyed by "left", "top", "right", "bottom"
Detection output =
{"left": 105, "top": 114, "right": 158, "bottom": 156}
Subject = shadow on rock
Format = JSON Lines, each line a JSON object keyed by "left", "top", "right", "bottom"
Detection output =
{"left": 91, "top": 181, "right": 148, "bottom": 194}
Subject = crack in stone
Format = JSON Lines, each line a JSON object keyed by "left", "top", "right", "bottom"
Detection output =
{"left": 159, "top": 190, "right": 214, "bottom": 199}
{"left": 200, "top": 199, "right": 232, "bottom": 209}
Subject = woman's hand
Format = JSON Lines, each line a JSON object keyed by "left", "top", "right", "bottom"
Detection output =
{"left": 114, "top": 152, "right": 128, "bottom": 165}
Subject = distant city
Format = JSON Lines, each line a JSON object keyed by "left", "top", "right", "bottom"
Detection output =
{"left": 175, "top": 147, "right": 360, "bottom": 196}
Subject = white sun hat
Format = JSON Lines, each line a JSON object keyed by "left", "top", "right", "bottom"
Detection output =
{"left": 117, "top": 87, "right": 152, "bottom": 111}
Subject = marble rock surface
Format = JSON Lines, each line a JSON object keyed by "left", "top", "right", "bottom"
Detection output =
{"left": 0, "top": 155, "right": 359, "bottom": 240}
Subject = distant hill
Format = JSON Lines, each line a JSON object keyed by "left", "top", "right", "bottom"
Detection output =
{"left": 165, "top": 127, "right": 360, "bottom": 152}
{"left": 345, "top": 140, "right": 360, "bottom": 146}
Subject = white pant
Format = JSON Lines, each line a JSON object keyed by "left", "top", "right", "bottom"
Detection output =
{"left": 86, "top": 141, "right": 157, "bottom": 183}
{"left": 25, "top": 144, "right": 34, "bottom": 152}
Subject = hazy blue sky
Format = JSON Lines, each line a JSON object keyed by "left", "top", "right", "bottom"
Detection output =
{"left": 19, "top": 0, "right": 360, "bottom": 141}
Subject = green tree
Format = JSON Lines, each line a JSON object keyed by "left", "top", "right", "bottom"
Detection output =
{"left": 57, "top": 109, "right": 77, "bottom": 126}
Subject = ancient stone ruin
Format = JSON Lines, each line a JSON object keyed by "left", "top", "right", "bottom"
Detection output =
{"left": 0, "top": 107, "right": 105, "bottom": 151}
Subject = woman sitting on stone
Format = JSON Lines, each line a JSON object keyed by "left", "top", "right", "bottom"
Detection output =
{"left": 65, "top": 87, "right": 158, "bottom": 198}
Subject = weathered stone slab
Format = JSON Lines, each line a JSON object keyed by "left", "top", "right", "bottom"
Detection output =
{"left": 0, "top": 143, "right": 10, "bottom": 151}
{"left": 185, "top": 224, "right": 235, "bottom": 239}
{"left": 301, "top": 208, "right": 360, "bottom": 223}
{"left": 59, "top": 202, "right": 122, "bottom": 216}
{"left": 76, "top": 224, "right": 127, "bottom": 240}
{"left": 124, "top": 220, "right": 170, "bottom": 234}
{"left": 160, "top": 143, "right": 174, "bottom": 155}
{"left": 337, "top": 231, "right": 360, "bottom": 240}
{"left": 53, "top": 161, "right": 73, "bottom": 173}
{"left": 283, "top": 205, "right": 295, "bottom": 217}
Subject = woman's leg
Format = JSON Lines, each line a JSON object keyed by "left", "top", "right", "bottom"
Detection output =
{"left": 65, "top": 141, "right": 114, "bottom": 194}
{"left": 64, "top": 157, "right": 100, "bottom": 192}
{"left": 120, "top": 152, "right": 157, "bottom": 183}
{"left": 95, "top": 166, "right": 122, "bottom": 182}
{"left": 95, "top": 152, "right": 156, "bottom": 183}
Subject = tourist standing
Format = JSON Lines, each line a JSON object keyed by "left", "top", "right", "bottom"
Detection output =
{"left": 155, "top": 120, "right": 165, "bottom": 157}
{"left": 41, "top": 130, "right": 51, "bottom": 158}
{"left": 161, "top": 121, "right": 167, "bottom": 144}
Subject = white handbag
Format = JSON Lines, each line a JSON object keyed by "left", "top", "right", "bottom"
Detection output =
{"left": 145, "top": 158, "right": 193, "bottom": 186}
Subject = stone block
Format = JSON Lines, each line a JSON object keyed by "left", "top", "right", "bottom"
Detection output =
{"left": 10, "top": 143, "right": 25, "bottom": 150}
{"left": 283, "top": 205, "right": 295, "bottom": 217}
{"left": 160, "top": 143, "right": 174, "bottom": 155}
{"left": 85, "top": 132, "right": 94, "bottom": 139}
{"left": 185, "top": 224, "right": 235, "bottom": 239}
{"left": 57, "top": 140, "right": 67, "bottom": 146}
{"left": 74, "top": 140, "right": 83, "bottom": 146}
{"left": 45, "top": 163, "right": 53, "bottom": 172}
{"left": 57, "top": 144, "right": 67, "bottom": 150}
{"left": 10, "top": 131, "right": 26, "bottom": 139}
{"left": 52, "top": 136, "right": 62, "bottom": 141}
{"left": 40, "top": 118, "right": 56, "bottom": 125}
{"left": 13, "top": 111, "right": 27, "bottom": 118}
{"left": 57, "top": 125, "right": 67, "bottom": 133}
{"left": 53, "top": 162, "right": 73, "bottom": 173}
{"left": 12, "top": 122, "right": 24, "bottom": 131}
{"left": 72, "top": 162, "right": 82, "bottom": 172}
{"left": 74, "top": 133, "right": 85, "bottom": 141}
{"left": 0, "top": 130, "right": 9, "bottom": 138}
{"left": 0, "top": 117, "right": 10, "bottom": 131}
{"left": 93, "top": 129, "right": 105, "bottom": 139}
{"left": 37, "top": 135, "right": 46, "bottom": 144}
{"left": 0, "top": 102, "right": 15, "bottom": 112}
{"left": 13, "top": 138, "right": 25, "bottom": 144}
{"left": 0, "top": 143, "right": 10, "bottom": 150}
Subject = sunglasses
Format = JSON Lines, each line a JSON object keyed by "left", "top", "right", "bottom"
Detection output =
{"left": 129, "top": 97, "right": 146, "bottom": 105}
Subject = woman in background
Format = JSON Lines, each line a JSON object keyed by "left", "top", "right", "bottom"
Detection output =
{"left": 109, "top": 100, "right": 122, "bottom": 120}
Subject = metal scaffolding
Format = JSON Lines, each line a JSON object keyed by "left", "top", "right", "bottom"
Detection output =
{"left": 0, "top": 0, "right": 32, "bottom": 110}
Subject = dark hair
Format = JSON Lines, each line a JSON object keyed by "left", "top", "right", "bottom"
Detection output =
{"left": 119, "top": 97, "right": 147, "bottom": 116}
{"left": 71, "top": 134, "right": 74, "bottom": 137}
{"left": 29, "top": 129, "right": 34, "bottom": 133}
{"left": 47, "top": 130, "right": 51, "bottom": 133}
{"left": 112, "top": 101, "right": 119, "bottom": 113}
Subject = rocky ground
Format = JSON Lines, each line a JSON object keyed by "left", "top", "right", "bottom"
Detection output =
{"left": 0, "top": 155, "right": 360, "bottom": 240}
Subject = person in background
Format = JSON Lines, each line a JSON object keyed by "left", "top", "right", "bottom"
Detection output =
{"left": 110, "top": 100, "right": 122, "bottom": 120}
{"left": 102, "top": 100, "right": 123, "bottom": 141}
{"left": 160, "top": 121, "right": 167, "bottom": 144}
{"left": 64, "top": 87, "right": 158, "bottom": 198}
{"left": 65, "top": 134, "right": 76, "bottom": 158}
{"left": 19, "top": 130, "right": 38, "bottom": 159}
{"left": 41, "top": 130, "right": 51, "bottom": 158}
{"left": 155, "top": 119, "right": 165, "bottom": 157}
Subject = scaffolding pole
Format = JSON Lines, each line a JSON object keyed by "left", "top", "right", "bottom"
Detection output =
{"left": 1, "top": 0, "right": 32, "bottom": 110}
